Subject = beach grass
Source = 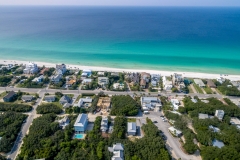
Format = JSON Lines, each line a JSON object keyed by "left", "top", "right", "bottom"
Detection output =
{"left": 193, "top": 83, "right": 204, "bottom": 94}
{"left": 188, "top": 86, "right": 193, "bottom": 93}
{"left": 204, "top": 87, "right": 213, "bottom": 94}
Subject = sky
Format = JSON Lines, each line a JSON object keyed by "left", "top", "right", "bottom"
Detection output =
{"left": 0, "top": 0, "right": 240, "bottom": 6}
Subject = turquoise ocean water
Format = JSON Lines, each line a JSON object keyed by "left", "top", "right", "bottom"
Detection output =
{"left": 0, "top": 6, "right": 240, "bottom": 74}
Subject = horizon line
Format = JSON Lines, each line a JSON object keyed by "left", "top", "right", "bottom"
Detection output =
{"left": 1, "top": 5, "right": 240, "bottom": 7}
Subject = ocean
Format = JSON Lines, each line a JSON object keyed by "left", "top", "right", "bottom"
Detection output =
{"left": 0, "top": 6, "right": 240, "bottom": 74}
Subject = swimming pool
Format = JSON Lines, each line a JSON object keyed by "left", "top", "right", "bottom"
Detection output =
{"left": 74, "top": 134, "right": 84, "bottom": 139}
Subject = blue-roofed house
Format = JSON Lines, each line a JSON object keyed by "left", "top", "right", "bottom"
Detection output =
{"left": 74, "top": 114, "right": 88, "bottom": 133}
{"left": 212, "top": 139, "right": 224, "bottom": 148}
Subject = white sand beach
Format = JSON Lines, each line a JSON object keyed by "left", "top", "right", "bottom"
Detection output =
{"left": 1, "top": 59, "right": 240, "bottom": 81}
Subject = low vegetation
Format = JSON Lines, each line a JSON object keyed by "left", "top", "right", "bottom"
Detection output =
{"left": 214, "top": 79, "right": 240, "bottom": 96}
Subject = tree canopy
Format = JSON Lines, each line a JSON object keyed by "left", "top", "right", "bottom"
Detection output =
{"left": 0, "top": 102, "right": 32, "bottom": 112}
{"left": 110, "top": 95, "right": 140, "bottom": 116}
{"left": 0, "top": 112, "right": 27, "bottom": 153}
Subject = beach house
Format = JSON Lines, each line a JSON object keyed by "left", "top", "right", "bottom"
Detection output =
{"left": 125, "top": 72, "right": 140, "bottom": 84}
{"left": 163, "top": 76, "right": 173, "bottom": 91}
{"left": 81, "top": 69, "right": 92, "bottom": 77}
{"left": 127, "top": 122, "right": 137, "bottom": 136}
{"left": 140, "top": 97, "right": 161, "bottom": 110}
{"left": 216, "top": 77, "right": 225, "bottom": 84}
{"left": 23, "top": 62, "right": 38, "bottom": 74}
{"left": 74, "top": 114, "right": 88, "bottom": 133}
{"left": 108, "top": 143, "right": 124, "bottom": 160}
{"left": 44, "top": 95, "right": 56, "bottom": 102}
{"left": 58, "top": 116, "right": 70, "bottom": 129}
{"left": 59, "top": 95, "right": 71, "bottom": 105}
{"left": 51, "top": 74, "right": 62, "bottom": 83}
{"left": 32, "top": 75, "right": 44, "bottom": 83}
{"left": 194, "top": 79, "right": 205, "bottom": 88}
{"left": 140, "top": 72, "right": 151, "bottom": 83}
{"left": 82, "top": 78, "right": 92, "bottom": 84}
{"left": 77, "top": 97, "right": 92, "bottom": 107}
{"left": 56, "top": 64, "right": 67, "bottom": 75}
{"left": 100, "top": 117, "right": 108, "bottom": 132}
{"left": 172, "top": 73, "right": 184, "bottom": 85}
{"left": 21, "top": 95, "right": 34, "bottom": 102}
{"left": 207, "top": 80, "right": 216, "bottom": 88}
{"left": 171, "top": 99, "right": 180, "bottom": 110}
{"left": 113, "top": 83, "right": 125, "bottom": 90}
{"left": 151, "top": 74, "right": 161, "bottom": 87}
{"left": 98, "top": 77, "right": 109, "bottom": 86}
{"left": 3, "top": 91, "right": 16, "bottom": 102}
{"left": 215, "top": 110, "right": 224, "bottom": 121}
{"left": 168, "top": 126, "right": 182, "bottom": 137}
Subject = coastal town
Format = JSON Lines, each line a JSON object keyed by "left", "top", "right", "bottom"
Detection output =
{"left": 1, "top": 61, "right": 240, "bottom": 160}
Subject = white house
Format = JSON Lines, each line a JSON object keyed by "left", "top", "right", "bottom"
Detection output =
{"left": 215, "top": 110, "right": 224, "bottom": 121}
{"left": 113, "top": 83, "right": 124, "bottom": 90}
{"left": 51, "top": 74, "right": 62, "bottom": 83}
{"left": 81, "top": 69, "right": 92, "bottom": 77}
{"left": 163, "top": 76, "right": 173, "bottom": 91}
{"left": 108, "top": 143, "right": 124, "bottom": 160}
{"left": 171, "top": 99, "right": 180, "bottom": 110}
{"left": 23, "top": 62, "right": 38, "bottom": 74}
{"left": 56, "top": 64, "right": 67, "bottom": 74}
{"left": 82, "top": 78, "right": 92, "bottom": 84}
{"left": 101, "top": 117, "right": 108, "bottom": 132}
{"left": 97, "top": 71, "right": 105, "bottom": 76}
{"left": 194, "top": 79, "right": 205, "bottom": 88}
{"left": 77, "top": 97, "right": 92, "bottom": 107}
{"left": 98, "top": 77, "right": 109, "bottom": 86}
{"left": 58, "top": 116, "right": 70, "bottom": 129}
{"left": 140, "top": 97, "right": 161, "bottom": 110}
{"left": 172, "top": 73, "right": 184, "bottom": 85}
{"left": 216, "top": 77, "right": 225, "bottom": 84}
{"left": 74, "top": 114, "right": 88, "bottom": 133}
{"left": 32, "top": 75, "right": 44, "bottom": 83}
{"left": 168, "top": 126, "right": 182, "bottom": 137}
{"left": 127, "top": 122, "right": 137, "bottom": 136}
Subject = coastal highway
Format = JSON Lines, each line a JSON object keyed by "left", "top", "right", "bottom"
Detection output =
{"left": 1, "top": 86, "right": 238, "bottom": 160}
{"left": 1, "top": 87, "right": 239, "bottom": 102}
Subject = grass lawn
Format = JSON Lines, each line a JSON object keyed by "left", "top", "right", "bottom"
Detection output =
{"left": 188, "top": 86, "right": 193, "bottom": 93}
{"left": 127, "top": 118, "right": 136, "bottom": 122}
{"left": 193, "top": 83, "right": 204, "bottom": 94}
{"left": 0, "top": 91, "right": 7, "bottom": 99}
{"left": 204, "top": 87, "right": 213, "bottom": 94}
{"left": 215, "top": 88, "right": 222, "bottom": 95}
{"left": 75, "top": 95, "right": 82, "bottom": 102}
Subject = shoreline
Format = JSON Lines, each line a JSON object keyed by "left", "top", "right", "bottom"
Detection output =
{"left": 1, "top": 59, "right": 240, "bottom": 81}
